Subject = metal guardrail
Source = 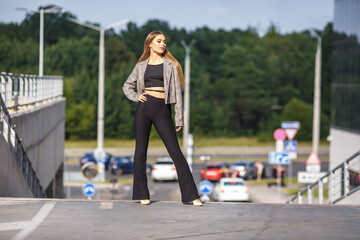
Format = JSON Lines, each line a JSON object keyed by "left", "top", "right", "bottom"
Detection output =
{"left": 0, "top": 72, "right": 63, "bottom": 110}
{"left": 288, "top": 150, "right": 360, "bottom": 204}
{"left": 0, "top": 94, "right": 46, "bottom": 197}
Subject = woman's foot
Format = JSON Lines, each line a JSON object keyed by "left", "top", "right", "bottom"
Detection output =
{"left": 140, "top": 199, "right": 151, "bottom": 205}
{"left": 192, "top": 199, "right": 203, "bottom": 206}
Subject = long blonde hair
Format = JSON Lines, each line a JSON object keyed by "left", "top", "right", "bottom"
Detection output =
{"left": 137, "top": 31, "right": 184, "bottom": 88}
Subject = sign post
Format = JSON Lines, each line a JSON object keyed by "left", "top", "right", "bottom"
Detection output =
{"left": 298, "top": 152, "right": 327, "bottom": 183}
{"left": 82, "top": 182, "right": 96, "bottom": 200}
{"left": 198, "top": 180, "right": 213, "bottom": 202}
{"left": 199, "top": 156, "right": 212, "bottom": 202}
{"left": 273, "top": 128, "right": 286, "bottom": 194}
{"left": 282, "top": 121, "right": 300, "bottom": 187}
{"left": 306, "top": 152, "right": 321, "bottom": 172}
{"left": 285, "top": 140, "right": 297, "bottom": 187}
{"left": 187, "top": 134, "right": 194, "bottom": 172}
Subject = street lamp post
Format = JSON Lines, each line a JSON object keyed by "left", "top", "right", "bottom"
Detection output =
{"left": 310, "top": 30, "right": 322, "bottom": 157}
{"left": 67, "top": 18, "right": 129, "bottom": 181}
{"left": 16, "top": 7, "right": 66, "bottom": 76}
{"left": 180, "top": 39, "right": 195, "bottom": 168}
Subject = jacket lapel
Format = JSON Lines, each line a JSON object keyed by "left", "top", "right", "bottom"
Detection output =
{"left": 163, "top": 58, "right": 172, "bottom": 95}
{"left": 137, "top": 59, "right": 148, "bottom": 91}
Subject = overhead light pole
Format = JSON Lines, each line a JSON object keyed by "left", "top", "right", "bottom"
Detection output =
{"left": 67, "top": 17, "right": 130, "bottom": 171}
{"left": 310, "top": 29, "right": 322, "bottom": 157}
{"left": 16, "top": 7, "right": 66, "bottom": 76}
{"left": 180, "top": 39, "right": 195, "bottom": 168}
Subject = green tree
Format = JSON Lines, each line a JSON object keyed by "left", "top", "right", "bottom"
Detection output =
{"left": 280, "top": 98, "right": 329, "bottom": 141}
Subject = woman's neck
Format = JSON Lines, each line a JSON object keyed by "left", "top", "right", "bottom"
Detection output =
{"left": 148, "top": 53, "right": 164, "bottom": 64}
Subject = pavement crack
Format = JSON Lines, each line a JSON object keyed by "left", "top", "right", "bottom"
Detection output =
{"left": 155, "top": 215, "right": 360, "bottom": 240}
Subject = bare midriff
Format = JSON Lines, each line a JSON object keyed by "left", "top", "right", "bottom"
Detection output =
{"left": 145, "top": 87, "right": 165, "bottom": 99}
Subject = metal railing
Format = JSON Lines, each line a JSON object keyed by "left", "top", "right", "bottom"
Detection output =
{"left": 0, "top": 94, "right": 46, "bottom": 197}
{"left": 0, "top": 72, "right": 63, "bottom": 110}
{"left": 288, "top": 150, "right": 360, "bottom": 204}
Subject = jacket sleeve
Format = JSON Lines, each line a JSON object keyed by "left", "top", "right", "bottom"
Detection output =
{"left": 173, "top": 65, "right": 184, "bottom": 127}
{"left": 122, "top": 64, "right": 140, "bottom": 102}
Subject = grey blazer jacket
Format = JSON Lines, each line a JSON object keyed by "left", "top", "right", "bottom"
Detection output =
{"left": 122, "top": 57, "right": 184, "bottom": 127}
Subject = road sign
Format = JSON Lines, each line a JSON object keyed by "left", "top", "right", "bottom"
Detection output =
{"left": 285, "top": 140, "right": 297, "bottom": 159}
{"left": 285, "top": 140, "right": 297, "bottom": 152}
{"left": 80, "top": 162, "right": 99, "bottom": 180}
{"left": 198, "top": 180, "right": 213, "bottom": 195}
{"left": 268, "top": 152, "right": 291, "bottom": 165}
{"left": 306, "top": 165, "right": 321, "bottom": 172}
{"left": 298, "top": 171, "right": 328, "bottom": 183}
{"left": 273, "top": 129, "right": 286, "bottom": 141}
{"left": 200, "top": 194, "right": 210, "bottom": 202}
{"left": 287, "top": 152, "right": 297, "bottom": 160}
{"left": 276, "top": 140, "right": 284, "bottom": 152}
{"left": 82, "top": 183, "right": 96, "bottom": 198}
{"left": 281, "top": 121, "right": 300, "bottom": 129}
{"left": 306, "top": 152, "right": 321, "bottom": 165}
{"left": 285, "top": 129, "right": 298, "bottom": 140}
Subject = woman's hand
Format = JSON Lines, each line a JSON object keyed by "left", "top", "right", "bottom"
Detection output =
{"left": 176, "top": 126, "right": 182, "bottom": 132}
{"left": 139, "top": 93, "right": 147, "bottom": 103}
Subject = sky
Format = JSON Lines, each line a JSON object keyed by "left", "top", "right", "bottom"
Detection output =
{"left": 0, "top": 0, "right": 334, "bottom": 35}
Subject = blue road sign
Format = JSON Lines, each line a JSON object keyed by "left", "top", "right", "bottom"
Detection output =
{"left": 198, "top": 180, "right": 213, "bottom": 195}
{"left": 82, "top": 183, "right": 96, "bottom": 197}
{"left": 269, "top": 152, "right": 291, "bottom": 165}
{"left": 281, "top": 121, "right": 300, "bottom": 129}
{"left": 285, "top": 140, "right": 297, "bottom": 152}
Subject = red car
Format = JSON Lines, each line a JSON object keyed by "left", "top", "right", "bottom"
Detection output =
{"left": 201, "top": 162, "right": 230, "bottom": 181}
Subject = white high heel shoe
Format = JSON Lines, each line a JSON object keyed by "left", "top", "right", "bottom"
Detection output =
{"left": 140, "top": 199, "right": 151, "bottom": 205}
{"left": 192, "top": 199, "right": 203, "bottom": 206}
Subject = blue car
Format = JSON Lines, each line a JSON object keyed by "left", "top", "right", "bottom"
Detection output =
{"left": 79, "top": 152, "right": 113, "bottom": 170}
{"left": 110, "top": 156, "right": 134, "bottom": 175}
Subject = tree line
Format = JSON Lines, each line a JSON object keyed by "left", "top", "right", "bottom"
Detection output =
{"left": 0, "top": 5, "right": 334, "bottom": 141}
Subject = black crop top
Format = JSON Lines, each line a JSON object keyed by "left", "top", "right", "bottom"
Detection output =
{"left": 144, "top": 63, "right": 164, "bottom": 88}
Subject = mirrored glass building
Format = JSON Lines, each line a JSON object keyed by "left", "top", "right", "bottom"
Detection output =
{"left": 330, "top": 0, "right": 360, "bottom": 168}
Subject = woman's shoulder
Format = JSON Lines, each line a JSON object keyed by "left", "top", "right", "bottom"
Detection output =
{"left": 131, "top": 59, "right": 148, "bottom": 73}
{"left": 163, "top": 57, "right": 173, "bottom": 65}
{"left": 135, "top": 59, "right": 148, "bottom": 67}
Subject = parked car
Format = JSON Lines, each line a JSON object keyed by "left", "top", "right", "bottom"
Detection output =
{"left": 79, "top": 153, "right": 97, "bottom": 167}
{"left": 151, "top": 157, "right": 178, "bottom": 182}
{"left": 146, "top": 163, "right": 153, "bottom": 175}
{"left": 213, "top": 178, "right": 250, "bottom": 202}
{"left": 201, "top": 162, "right": 230, "bottom": 181}
{"left": 110, "top": 156, "right": 134, "bottom": 175}
{"left": 230, "top": 160, "right": 256, "bottom": 180}
{"left": 79, "top": 152, "right": 113, "bottom": 170}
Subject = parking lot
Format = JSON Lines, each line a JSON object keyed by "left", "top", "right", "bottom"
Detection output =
{"left": 64, "top": 159, "right": 329, "bottom": 203}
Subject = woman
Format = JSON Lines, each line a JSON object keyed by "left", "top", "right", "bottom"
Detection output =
{"left": 122, "top": 31, "right": 202, "bottom": 206}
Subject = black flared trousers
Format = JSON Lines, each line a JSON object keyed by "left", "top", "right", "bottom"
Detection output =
{"left": 132, "top": 95, "right": 200, "bottom": 202}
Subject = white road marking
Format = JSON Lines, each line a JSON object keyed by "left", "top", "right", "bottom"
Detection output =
{"left": 10, "top": 201, "right": 56, "bottom": 240}
{"left": 123, "top": 186, "right": 131, "bottom": 191}
{"left": 0, "top": 201, "right": 38, "bottom": 206}
{"left": 0, "top": 221, "right": 30, "bottom": 231}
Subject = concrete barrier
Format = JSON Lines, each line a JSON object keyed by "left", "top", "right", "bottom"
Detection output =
{"left": 0, "top": 97, "right": 65, "bottom": 197}
{"left": 0, "top": 136, "right": 34, "bottom": 197}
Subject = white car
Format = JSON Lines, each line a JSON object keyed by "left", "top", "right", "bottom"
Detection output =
{"left": 213, "top": 178, "right": 250, "bottom": 202}
{"left": 151, "top": 158, "right": 178, "bottom": 182}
